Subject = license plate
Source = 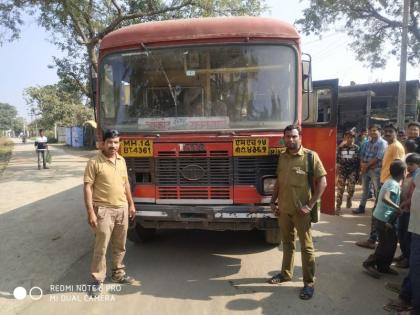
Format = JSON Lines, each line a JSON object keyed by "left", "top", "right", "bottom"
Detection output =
{"left": 233, "top": 138, "right": 269, "bottom": 156}
{"left": 120, "top": 139, "right": 153, "bottom": 157}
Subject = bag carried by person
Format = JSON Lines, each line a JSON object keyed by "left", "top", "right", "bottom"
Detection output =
{"left": 46, "top": 150, "right": 52, "bottom": 164}
{"left": 307, "top": 151, "right": 321, "bottom": 223}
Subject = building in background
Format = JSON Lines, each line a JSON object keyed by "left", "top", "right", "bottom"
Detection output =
{"left": 337, "top": 80, "right": 419, "bottom": 136}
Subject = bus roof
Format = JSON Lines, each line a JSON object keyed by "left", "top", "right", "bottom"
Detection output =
{"left": 100, "top": 16, "right": 300, "bottom": 50}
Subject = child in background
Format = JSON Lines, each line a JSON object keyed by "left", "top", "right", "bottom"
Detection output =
{"left": 404, "top": 139, "right": 418, "bottom": 161}
{"left": 395, "top": 153, "right": 420, "bottom": 268}
{"left": 384, "top": 153, "right": 420, "bottom": 313}
{"left": 363, "top": 160, "right": 406, "bottom": 278}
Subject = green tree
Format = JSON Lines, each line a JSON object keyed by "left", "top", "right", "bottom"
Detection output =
{"left": 296, "top": 0, "right": 420, "bottom": 68}
{"left": 1, "top": 0, "right": 267, "bottom": 103}
{"left": 24, "top": 84, "right": 93, "bottom": 128}
{"left": 0, "top": 102, "right": 18, "bottom": 130}
{"left": 12, "top": 116, "right": 24, "bottom": 135}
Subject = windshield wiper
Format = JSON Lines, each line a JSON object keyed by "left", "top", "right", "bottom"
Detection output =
{"left": 140, "top": 42, "right": 177, "bottom": 115}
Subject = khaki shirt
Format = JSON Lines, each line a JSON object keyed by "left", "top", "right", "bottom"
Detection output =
{"left": 84, "top": 152, "right": 128, "bottom": 207}
{"left": 276, "top": 146, "right": 327, "bottom": 214}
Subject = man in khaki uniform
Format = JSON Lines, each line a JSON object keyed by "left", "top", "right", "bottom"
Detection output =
{"left": 268, "top": 125, "right": 327, "bottom": 300}
{"left": 84, "top": 129, "right": 136, "bottom": 297}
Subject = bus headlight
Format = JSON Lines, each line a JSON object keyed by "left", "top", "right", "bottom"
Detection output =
{"left": 262, "top": 176, "right": 277, "bottom": 195}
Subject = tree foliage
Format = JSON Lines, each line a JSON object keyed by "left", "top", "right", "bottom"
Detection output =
{"left": 24, "top": 84, "right": 93, "bottom": 128}
{"left": 296, "top": 0, "right": 420, "bottom": 68}
{"left": 1, "top": 0, "right": 267, "bottom": 103}
{"left": 0, "top": 102, "right": 18, "bottom": 130}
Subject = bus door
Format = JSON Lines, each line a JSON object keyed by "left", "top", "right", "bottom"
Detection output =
{"left": 302, "top": 79, "right": 339, "bottom": 215}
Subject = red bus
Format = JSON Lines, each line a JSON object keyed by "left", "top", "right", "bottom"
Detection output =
{"left": 97, "top": 17, "right": 338, "bottom": 243}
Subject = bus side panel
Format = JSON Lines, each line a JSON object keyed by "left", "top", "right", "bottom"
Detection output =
{"left": 302, "top": 127, "right": 336, "bottom": 215}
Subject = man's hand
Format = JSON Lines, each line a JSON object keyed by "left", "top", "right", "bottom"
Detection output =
{"left": 360, "top": 163, "right": 368, "bottom": 174}
{"left": 270, "top": 202, "right": 280, "bottom": 217}
{"left": 299, "top": 204, "right": 311, "bottom": 215}
{"left": 88, "top": 211, "right": 98, "bottom": 228}
{"left": 128, "top": 204, "right": 136, "bottom": 221}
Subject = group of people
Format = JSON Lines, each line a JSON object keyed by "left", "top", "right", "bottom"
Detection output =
{"left": 83, "top": 125, "right": 328, "bottom": 300}
{"left": 335, "top": 122, "right": 420, "bottom": 216}
{"left": 336, "top": 122, "right": 420, "bottom": 313}
{"left": 82, "top": 123, "right": 418, "bottom": 310}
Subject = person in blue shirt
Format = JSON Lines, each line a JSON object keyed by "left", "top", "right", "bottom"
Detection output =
{"left": 354, "top": 125, "right": 388, "bottom": 250}
{"left": 362, "top": 160, "right": 406, "bottom": 277}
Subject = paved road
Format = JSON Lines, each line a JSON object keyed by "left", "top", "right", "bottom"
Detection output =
{"left": 0, "top": 139, "right": 406, "bottom": 315}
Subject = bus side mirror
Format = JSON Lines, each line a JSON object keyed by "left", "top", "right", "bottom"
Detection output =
{"left": 302, "top": 54, "right": 312, "bottom": 93}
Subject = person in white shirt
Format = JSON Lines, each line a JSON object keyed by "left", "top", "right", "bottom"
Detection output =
{"left": 34, "top": 129, "right": 48, "bottom": 170}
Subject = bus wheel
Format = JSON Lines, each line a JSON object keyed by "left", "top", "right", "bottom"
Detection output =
{"left": 127, "top": 222, "right": 156, "bottom": 243}
{"left": 264, "top": 228, "right": 281, "bottom": 245}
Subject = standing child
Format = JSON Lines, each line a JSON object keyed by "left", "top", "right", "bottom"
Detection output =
{"left": 384, "top": 153, "right": 420, "bottom": 313}
{"left": 395, "top": 153, "right": 420, "bottom": 268}
{"left": 336, "top": 130, "right": 360, "bottom": 215}
{"left": 362, "top": 160, "right": 406, "bottom": 277}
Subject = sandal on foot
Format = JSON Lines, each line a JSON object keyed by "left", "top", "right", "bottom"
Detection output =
{"left": 267, "top": 273, "right": 291, "bottom": 284}
{"left": 299, "top": 285, "right": 314, "bottom": 300}
{"left": 384, "top": 299, "right": 413, "bottom": 312}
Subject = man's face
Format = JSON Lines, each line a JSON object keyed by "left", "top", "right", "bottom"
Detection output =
{"left": 103, "top": 137, "right": 120, "bottom": 157}
{"left": 284, "top": 129, "right": 301, "bottom": 150}
{"left": 345, "top": 134, "right": 354, "bottom": 144}
{"left": 408, "top": 126, "right": 420, "bottom": 139}
{"left": 384, "top": 128, "right": 396, "bottom": 143}
{"left": 39, "top": 131, "right": 44, "bottom": 137}
{"left": 397, "top": 131, "right": 407, "bottom": 142}
{"left": 369, "top": 127, "right": 380, "bottom": 140}
{"left": 406, "top": 162, "right": 418, "bottom": 174}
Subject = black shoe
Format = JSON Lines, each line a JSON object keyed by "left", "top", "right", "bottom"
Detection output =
{"left": 111, "top": 274, "right": 135, "bottom": 284}
{"left": 379, "top": 267, "right": 399, "bottom": 275}
{"left": 43, "top": 166, "right": 49, "bottom": 169}
{"left": 352, "top": 206, "right": 365, "bottom": 214}
{"left": 88, "top": 280, "right": 102, "bottom": 297}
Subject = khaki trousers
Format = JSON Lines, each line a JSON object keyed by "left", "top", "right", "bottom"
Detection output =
{"left": 278, "top": 211, "right": 315, "bottom": 285}
{"left": 91, "top": 205, "right": 128, "bottom": 282}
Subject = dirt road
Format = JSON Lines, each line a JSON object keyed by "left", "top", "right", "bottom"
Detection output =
{"left": 0, "top": 140, "right": 405, "bottom": 315}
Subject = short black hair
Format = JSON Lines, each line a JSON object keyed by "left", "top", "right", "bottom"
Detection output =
{"left": 389, "top": 160, "right": 406, "bottom": 178}
{"left": 344, "top": 130, "right": 356, "bottom": 137}
{"left": 39, "top": 129, "right": 44, "bottom": 133}
{"left": 103, "top": 129, "right": 120, "bottom": 141}
{"left": 408, "top": 121, "right": 420, "bottom": 129}
{"left": 384, "top": 123, "right": 397, "bottom": 132}
{"left": 405, "top": 139, "right": 418, "bottom": 153}
{"left": 368, "top": 124, "right": 382, "bottom": 131}
{"left": 406, "top": 153, "right": 420, "bottom": 165}
{"left": 284, "top": 124, "right": 301, "bottom": 135}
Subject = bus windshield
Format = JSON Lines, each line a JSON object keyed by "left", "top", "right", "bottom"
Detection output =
{"left": 99, "top": 44, "right": 297, "bottom": 132}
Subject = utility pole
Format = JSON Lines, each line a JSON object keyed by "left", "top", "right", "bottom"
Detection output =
{"left": 397, "top": 0, "right": 409, "bottom": 129}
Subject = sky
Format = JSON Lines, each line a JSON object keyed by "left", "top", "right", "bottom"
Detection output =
{"left": 0, "top": 1, "right": 418, "bottom": 119}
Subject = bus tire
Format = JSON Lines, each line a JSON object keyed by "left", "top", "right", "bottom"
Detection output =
{"left": 264, "top": 228, "right": 281, "bottom": 245}
{"left": 127, "top": 223, "right": 156, "bottom": 243}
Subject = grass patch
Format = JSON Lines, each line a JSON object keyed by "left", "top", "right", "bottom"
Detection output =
{"left": 0, "top": 137, "right": 14, "bottom": 175}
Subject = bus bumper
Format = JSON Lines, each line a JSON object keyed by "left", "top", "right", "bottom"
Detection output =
{"left": 134, "top": 203, "right": 278, "bottom": 230}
